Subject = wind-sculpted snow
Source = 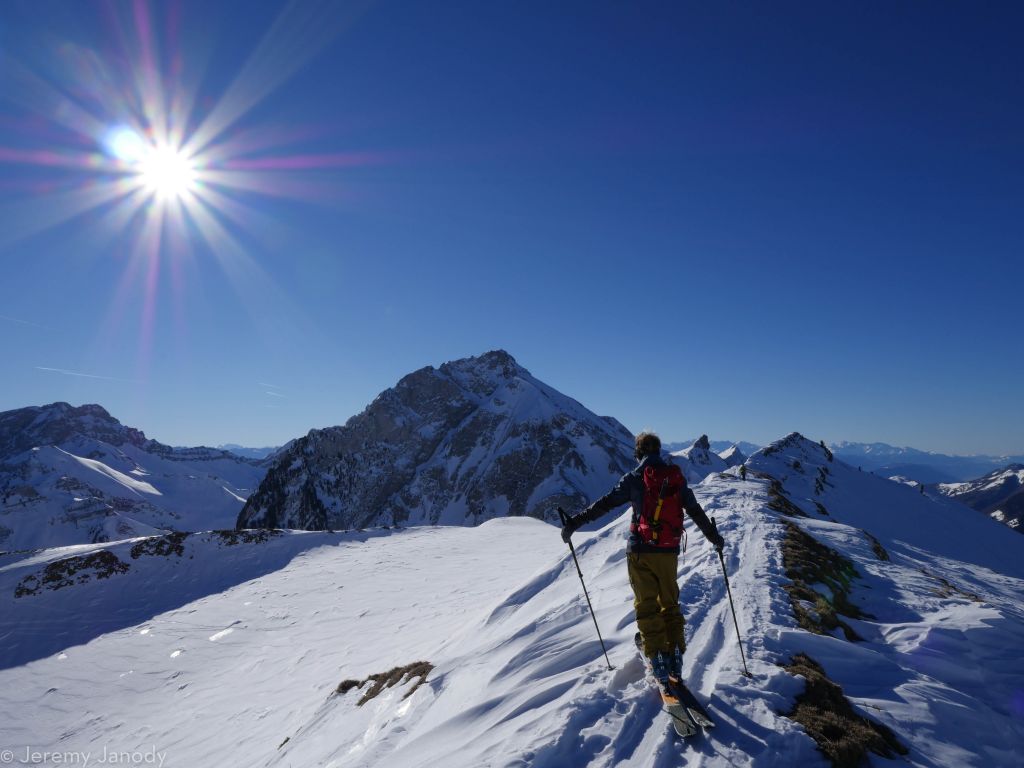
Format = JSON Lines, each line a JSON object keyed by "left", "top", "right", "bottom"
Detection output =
{"left": 2, "top": 432, "right": 1023, "bottom": 766}
{"left": 0, "top": 529, "right": 381, "bottom": 669}
{"left": 237, "top": 351, "right": 634, "bottom": 531}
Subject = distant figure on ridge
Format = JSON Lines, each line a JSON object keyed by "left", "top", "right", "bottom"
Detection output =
{"left": 560, "top": 432, "right": 724, "bottom": 685}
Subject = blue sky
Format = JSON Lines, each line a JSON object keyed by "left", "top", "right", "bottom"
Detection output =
{"left": 0, "top": 1, "right": 1021, "bottom": 455}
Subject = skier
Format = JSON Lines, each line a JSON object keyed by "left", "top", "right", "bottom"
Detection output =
{"left": 560, "top": 432, "right": 724, "bottom": 685}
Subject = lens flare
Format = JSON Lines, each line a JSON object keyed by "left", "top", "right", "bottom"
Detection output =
{"left": 0, "top": 0, "right": 383, "bottom": 373}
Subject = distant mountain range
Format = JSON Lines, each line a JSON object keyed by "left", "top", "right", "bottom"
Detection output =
{"left": 828, "top": 442, "right": 1024, "bottom": 483}
{"left": 217, "top": 444, "right": 284, "bottom": 460}
{"left": 4, "top": 357, "right": 1022, "bottom": 550}
{"left": 0, "top": 403, "right": 268, "bottom": 551}
{"left": 666, "top": 439, "right": 762, "bottom": 457}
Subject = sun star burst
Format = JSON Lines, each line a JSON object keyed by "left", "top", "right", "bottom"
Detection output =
{"left": 139, "top": 143, "right": 197, "bottom": 201}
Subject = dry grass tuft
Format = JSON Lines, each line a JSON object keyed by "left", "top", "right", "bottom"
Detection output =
{"left": 783, "top": 653, "right": 907, "bottom": 767}
{"left": 782, "top": 522, "right": 868, "bottom": 641}
{"left": 336, "top": 661, "right": 434, "bottom": 706}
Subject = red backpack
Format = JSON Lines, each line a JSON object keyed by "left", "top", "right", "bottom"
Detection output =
{"left": 632, "top": 463, "right": 686, "bottom": 548}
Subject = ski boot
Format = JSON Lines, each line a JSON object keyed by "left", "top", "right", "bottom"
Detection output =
{"left": 650, "top": 650, "right": 671, "bottom": 687}
{"left": 670, "top": 645, "right": 684, "bottom": 682}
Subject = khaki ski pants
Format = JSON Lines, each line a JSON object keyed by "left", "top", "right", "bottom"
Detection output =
{"left": 627, "top": 551, "right": 685, "bottom": 658}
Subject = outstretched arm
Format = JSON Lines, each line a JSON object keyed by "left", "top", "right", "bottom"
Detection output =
{"left": 580, "top": 474, "right": 633, "bottom": 525}
{"left": 561, "top": 473, "right": 632, "bottom": 542}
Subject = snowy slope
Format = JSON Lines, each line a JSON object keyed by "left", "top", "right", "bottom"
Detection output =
{"left": 238, "top": 351, "right": 634, "bottom": 531}
{"left": 4, "top": 432, "right": 1023, "bottom": 767}
{"left": 0, "top": 403, "right": 268, "bottom": 551}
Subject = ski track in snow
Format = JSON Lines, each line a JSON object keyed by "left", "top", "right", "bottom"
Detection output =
{"left": 2, "top": 448, "right": 1024, "bottom": 767}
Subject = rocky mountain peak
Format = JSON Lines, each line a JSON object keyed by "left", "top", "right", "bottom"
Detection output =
{"left": 671, "top": 434, "right": 728, "bottom": 484}
{"left": 238, "top": 351, "right": 634, "bottom": 531}
{"left": 0, "top": 402, "right": 151, "bottom": 457}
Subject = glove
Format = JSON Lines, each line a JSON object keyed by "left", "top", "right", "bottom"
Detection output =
{"left": 711, "top": 531, "right": 725, "bottom": 553}
{"left": 561, "top": 514, "right": 583, "bottom": 543}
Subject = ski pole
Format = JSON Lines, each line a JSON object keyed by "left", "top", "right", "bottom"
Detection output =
{"left": 711, "top": 517, "right": 752, "bottom": 678}
{"left": 558, "top": 507, "right": 614, "bottom": 671}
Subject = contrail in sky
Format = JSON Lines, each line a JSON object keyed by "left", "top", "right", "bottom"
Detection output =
{"left": 2, "top": 314, "right": 50, "bottom": 330}
{"left": 35, "top": 366, "right": 136, "bottom": 383}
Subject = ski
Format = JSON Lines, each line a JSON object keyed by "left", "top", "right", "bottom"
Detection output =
{"left": 669, "top": 678, "right": 715, "bottom": 729}
{"left": 635, "top": 634, "right": 698, "bottom": 738}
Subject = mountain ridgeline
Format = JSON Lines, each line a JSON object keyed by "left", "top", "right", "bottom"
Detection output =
{"left": 0, "top": 403, "right": 267, "bottom": 551}
{"left": 936, "top": 465, "right": 1024, "bottom": 534}
{"left": 236, "top": 351, "right": 635, "bottom": 531}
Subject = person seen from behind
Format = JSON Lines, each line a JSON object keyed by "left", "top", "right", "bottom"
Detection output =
{"left": 560, "top": 432, "right": 725, "bottom": 685}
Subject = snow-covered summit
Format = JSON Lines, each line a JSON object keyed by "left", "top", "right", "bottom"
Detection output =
{"left": 237, "top": 351, "right": 634, "bottom": 531}
{"left": 748, "top": 432, "right": 1024, "bottom": 573}
{"left": 672, "top": 434, "right": 729, "bottom": 484}
{"left": 718, "top": 444, "right": 747, "bottom": 468}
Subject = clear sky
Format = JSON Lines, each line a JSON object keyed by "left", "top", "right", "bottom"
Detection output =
{"left": 1, "top": 1, "right": 1021, "bottom": 455}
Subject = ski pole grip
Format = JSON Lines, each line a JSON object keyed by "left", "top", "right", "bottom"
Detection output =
{"left": 557, "top": 506, "right": 568, "bottom": 526}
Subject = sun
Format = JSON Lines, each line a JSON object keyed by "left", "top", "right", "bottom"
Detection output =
{"left": 106, "top": 126, "right": 198, "bottom": 202}
{"left": 139, "top": 144, "right": 196, "bottom": 200}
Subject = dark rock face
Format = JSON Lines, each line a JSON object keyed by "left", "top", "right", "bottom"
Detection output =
{"left": 238, "top": 351, "right": 635, "bottom": 531}
{"left": 0, "top": 403, "right": 150, "bottom": 458}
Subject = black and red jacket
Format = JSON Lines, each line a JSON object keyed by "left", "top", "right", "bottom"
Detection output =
{"left": 580, "top": 454, "right": 719, "bottom": 554}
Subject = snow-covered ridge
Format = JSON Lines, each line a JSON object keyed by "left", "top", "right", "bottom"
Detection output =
{"left": 237, "top": 350, "right": 635, "bottom": 531}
